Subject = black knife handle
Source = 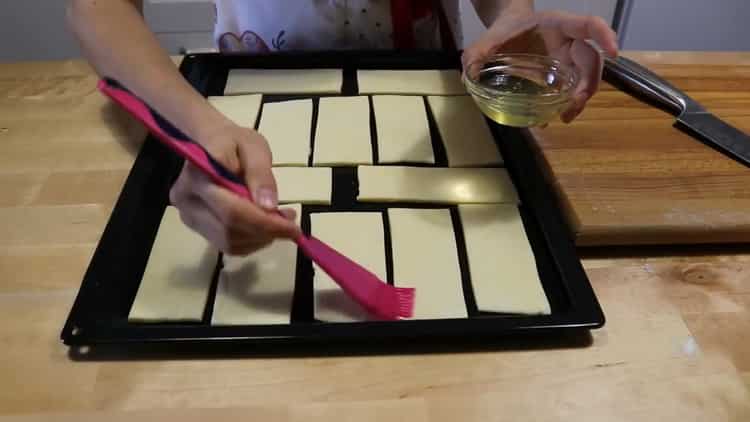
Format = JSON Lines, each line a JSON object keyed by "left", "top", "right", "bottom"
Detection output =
{"left": 604, "top": 56, "right": 702, "bottom": 115}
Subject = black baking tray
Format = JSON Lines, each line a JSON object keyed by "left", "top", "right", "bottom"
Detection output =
{"left": 61, "top": 51, "right": 604, "bottom": 351}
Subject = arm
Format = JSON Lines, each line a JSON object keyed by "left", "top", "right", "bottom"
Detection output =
{"left": 471, "top": 0, "right": 534, "bottom": 27}
{"left": 66, "top": 0, "right": 228, "bottom": 141}
{"left": 67, "top": 0, "right": 300, "bottom": 254}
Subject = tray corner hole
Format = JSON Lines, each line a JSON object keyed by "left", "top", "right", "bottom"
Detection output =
{"left": 75, "top": 345, "right": 91, "bottom": 356}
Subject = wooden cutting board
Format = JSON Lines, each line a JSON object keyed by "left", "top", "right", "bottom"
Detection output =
{"left": 529, "top": 51, "right": 750, "bottom": 246}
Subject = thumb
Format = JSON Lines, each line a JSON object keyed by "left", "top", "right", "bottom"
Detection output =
{"left": 237, "top": 132, "right": 278, "bottom": 211}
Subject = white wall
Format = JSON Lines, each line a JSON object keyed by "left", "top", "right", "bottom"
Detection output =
{"left": 460, "top": 0, "right": 618, "bottom": 46}
{"left": 0, "top": 1, "right": 80, "bottom": 62}
{"left": 621, "top": 0, "right": 750, "bottom": 51}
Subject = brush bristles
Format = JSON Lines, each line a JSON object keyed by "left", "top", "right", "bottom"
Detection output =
{"left": 370, "top": 286, "right": 415, "bottom": 320}
{"left": 395, "top": 287, "right": 415, "bottom": 318}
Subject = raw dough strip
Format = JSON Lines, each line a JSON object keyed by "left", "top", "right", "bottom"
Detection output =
{"left": 459, "top": 204, "right": 551, "bottom": 315}
{"left": 388, "top": 208, "right": 467, "bottom": 319}
{"left": 372, "top": 95, "right": 434, "bottom": 164}
{"left": 128, "top": 206, "right": 219, "bottom": 322}
{"left": 358, "top": 69, "right": 465, "bottom": 95}
{"left": 225, "top": 68, "right": 343, "bottom": 95}
{"left": 208, "top": 94, "right": 262, "bottom": 128}
{"left": 258, "top": 99, "right": 313, "bottom": 166}
{"left": 427, "top": 95, "right": 503, "bottom": 167}
{"left": 357, "top": 166, "right": 518, "bottom": 204}
{"left": 311, "top": 212, "right": 386, "bottom": 322}
{"left": 273, "top": 167, "right": 332, "bottom": 205}
{"left": 211, "top": 204, "right": 301, "bottom": 325}
{"left": 313, "top": 96, "right": 373, "bottom": 166}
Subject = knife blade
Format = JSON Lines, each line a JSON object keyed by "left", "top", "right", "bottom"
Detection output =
{"left": 603, "top": 55, "right": 750, "bottom": 167}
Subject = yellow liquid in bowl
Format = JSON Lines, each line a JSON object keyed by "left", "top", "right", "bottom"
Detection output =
{"left": 470, "top": 73, "right": 570, "bottom": 127}
{"left": 474, "top": 99, "right": 566, "bottom": 127}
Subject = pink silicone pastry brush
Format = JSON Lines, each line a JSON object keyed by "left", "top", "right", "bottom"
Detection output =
{"left": 98, "top": 77, "right": 414, "bottom": 320}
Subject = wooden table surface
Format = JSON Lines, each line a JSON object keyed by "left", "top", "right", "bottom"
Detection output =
{"left": 1, "top": 53, "right": 749, "bottom": 421}
{"left": 532, "top": 51, "right": 750, "bottom": 246}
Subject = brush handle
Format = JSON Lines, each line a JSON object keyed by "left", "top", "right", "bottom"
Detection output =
{"left": 98, "top": 78, "right": 252, "bottom": 200}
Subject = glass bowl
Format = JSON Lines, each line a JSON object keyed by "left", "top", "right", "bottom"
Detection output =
{"left": 463, "top": 54, "right": 578, "bottom": 127}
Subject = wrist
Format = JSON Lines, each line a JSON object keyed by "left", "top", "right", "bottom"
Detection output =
{"left": 476, "top": 0, "right": 534, "bottom": 26}
{"left": 502, "top": 0, "right": 534, "bottom": 16}
{"left": 183, "top": 101, "right": 236, "bottom": 143}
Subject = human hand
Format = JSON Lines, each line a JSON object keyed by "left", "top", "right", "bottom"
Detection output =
{"left": 169, "top": 123, "right": 301, "bottom": 255}
{"left": 463, "top": 10, "right": 619, "bottom": 123}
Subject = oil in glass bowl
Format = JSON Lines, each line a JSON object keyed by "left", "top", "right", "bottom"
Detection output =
{"left": 464, "top": 54, "right": 578, "bottom": 127}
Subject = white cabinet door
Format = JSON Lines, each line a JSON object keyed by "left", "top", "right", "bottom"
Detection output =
{"left": 145, "top": 0, "right": 215, "bottom": 53}
{"left": 145, "top": 0, "right": 214, "bottom": 32}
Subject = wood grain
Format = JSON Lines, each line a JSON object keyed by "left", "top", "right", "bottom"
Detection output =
{"left": 0, "top": 54, "right": 748, "bottom": 421}
{"left": 530, "top": 52, "right": 750, "bottom": 246}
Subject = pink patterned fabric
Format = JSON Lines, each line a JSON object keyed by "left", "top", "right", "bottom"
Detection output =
{"left": 214, "top": 0, "right": 462, "bottom": 53}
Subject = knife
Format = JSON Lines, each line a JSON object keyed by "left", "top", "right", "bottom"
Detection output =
{"left": 603, "top": 55, "right": 750, "bottom": 167}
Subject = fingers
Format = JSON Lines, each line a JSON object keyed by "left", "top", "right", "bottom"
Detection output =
{"left": 561, "top": 39, "right": 602, "bottom": 123}
{"left": 236, "top": 130, "right": 279, "bottom": 211}
{"left": 462, "top": 40, "right": 496, "bottom": 71}
{"left": 170, "top": 166, "right": 272, "bottom": 255}
{"left": 170, "top": 161, "right": 302, "bottom": 255}
{"left": 178, "top": 195, "right": 271, "bottom": 255}
{"left": 169, "top": 123, "right": 304, "bottom": 255}
{"left": 190, "top": 170, "right": 301, "bottom": 240}
{"left": 545, "top": 12, "right": 618, "bottom": 58}
{"left": 278, "top": 207, "right": 298, "bottom": 221}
